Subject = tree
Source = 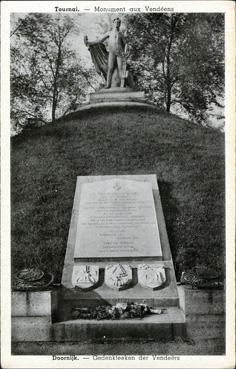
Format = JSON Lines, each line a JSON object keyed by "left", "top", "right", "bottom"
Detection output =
{"left": 11, "top": 14, "right": 96, "bottom": 131}
{"left": 126, "top": 13, "right": 224, "bottom": 124}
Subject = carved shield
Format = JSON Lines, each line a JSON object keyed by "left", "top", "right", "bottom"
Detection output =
{"left": 72, "top": 265, "right": 99, "bottom": 289}
{"left": 105, "top": 264, "right": 132, "bottom": 290}
{"left": 138, "top": 264, "right": 166, "bottom": 289}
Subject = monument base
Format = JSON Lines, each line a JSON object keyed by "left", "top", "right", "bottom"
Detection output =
{"left": 52, "top": 307, "right": 186, "bottom": 342}
{"left": 89, "top": 88, "right": 145, "bottom": 104}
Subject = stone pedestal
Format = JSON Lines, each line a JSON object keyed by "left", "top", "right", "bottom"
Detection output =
{"left": 89, "top": 88, "right": 145, "bottom": 104}
{"left": 11, "top": 290, "right": 58, "bottom": 342}
{"left": 52, "top": 307, "right": 186, "bottom": 342}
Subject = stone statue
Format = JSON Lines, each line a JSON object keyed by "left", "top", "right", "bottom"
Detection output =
{"left": 84, "top": 17, "right": 134, "bottom": 89}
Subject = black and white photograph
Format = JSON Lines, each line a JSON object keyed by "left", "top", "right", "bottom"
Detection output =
{"left": 1, "top": 1, "right": 235, "bottom": 368}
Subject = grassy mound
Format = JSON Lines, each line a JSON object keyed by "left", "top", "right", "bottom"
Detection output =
{"left": 11, "top": 106, "right": 225, "bottom": 283}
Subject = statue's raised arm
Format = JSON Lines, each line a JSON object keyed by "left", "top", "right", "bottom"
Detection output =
{"left": 84, "top": 33, "right": 109, "bottom": 47}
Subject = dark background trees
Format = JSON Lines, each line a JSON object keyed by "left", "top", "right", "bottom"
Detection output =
{"left": 126, "top": 13, "right": 224, "bottom": 125}
{"left": 11, "top": 14, "right": 96, "bottom": 132}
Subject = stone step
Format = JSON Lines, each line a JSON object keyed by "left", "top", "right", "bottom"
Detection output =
{"left": 60, "top": 285, "right": 179, "bottom": 304}
{"left": 89, "top": 89, "right": 145, "bottom": 103}
{"left": 55, "top": 298, "right": 180, "bottom": 322}
{"left": 60, "top": 295, "right": 179, "bottom": 306}
{"left": 52, "top": 307, "right": 186, "bottom": 342}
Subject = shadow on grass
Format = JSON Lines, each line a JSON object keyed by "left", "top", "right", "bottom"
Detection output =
{"left": 158, "top": 181, "right": 180, "bottom": 271}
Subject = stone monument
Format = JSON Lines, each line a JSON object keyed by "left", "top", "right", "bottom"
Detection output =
{"left": 54, "top": 175, "right": 185, "bottom": 341}
{"left": 61, "top": 175, "right": 181, "bottom": 306}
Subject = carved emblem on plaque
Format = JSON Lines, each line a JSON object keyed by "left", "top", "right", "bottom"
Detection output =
{"left": 105, "top": 264, "right": 132, "bottom": 290}
{"left": 112, "top": 181, "right": 122, "bottom": 191}
{"left": 138, "top": 264, "right": 166, "bottom": 289}
{"left": 72, "top": 265, "right": 99, "bottom": 289}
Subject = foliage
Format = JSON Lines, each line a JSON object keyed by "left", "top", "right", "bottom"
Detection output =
{"left": 126, "top": 13, "right": 224, "bottom": 125}
{"left": 11, "top": 14, "right": 95, "bottom": 131}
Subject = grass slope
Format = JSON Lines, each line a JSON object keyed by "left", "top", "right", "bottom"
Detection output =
{"left": 11, "top": 106, "right": 225, "bottom": 283}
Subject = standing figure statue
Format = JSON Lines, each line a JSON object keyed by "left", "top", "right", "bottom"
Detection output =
{"left": 84, "top": 17, "right": 134, "bottom": 89}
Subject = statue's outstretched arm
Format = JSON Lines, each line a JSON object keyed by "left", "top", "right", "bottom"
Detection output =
{"left": 98, "top": 34, "right": 109, "bottom": 43}
{"left": 84, "top": 33, "right": 109, "bottom": 47}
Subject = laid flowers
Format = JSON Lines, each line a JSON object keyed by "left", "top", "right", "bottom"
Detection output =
{"left": 71, "top": 302, "right": 166, "bottom": 320}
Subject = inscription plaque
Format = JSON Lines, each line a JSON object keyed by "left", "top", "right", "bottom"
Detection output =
{"left": 74, "top": 178, "right": 162, "bottom": 259}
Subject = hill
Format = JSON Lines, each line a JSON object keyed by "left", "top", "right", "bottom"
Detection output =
{"left": 11, "top": 106, "right": 225, "bottom": 283}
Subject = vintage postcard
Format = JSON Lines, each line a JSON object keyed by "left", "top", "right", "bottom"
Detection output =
{"left": 1, "top": 1, "right": 235, "bottom": 368}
